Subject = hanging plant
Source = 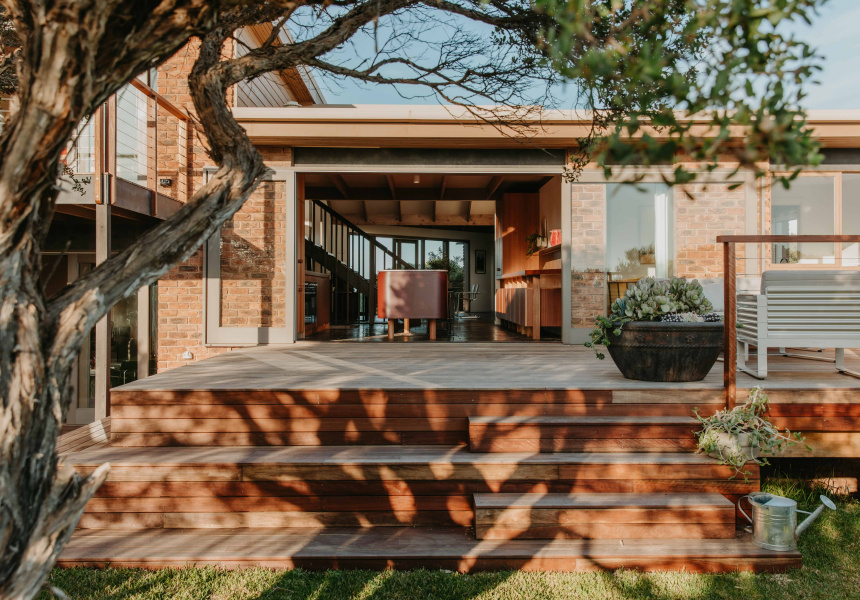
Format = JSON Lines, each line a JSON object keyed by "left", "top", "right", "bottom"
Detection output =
{"left": 694, "top": 387, "right": 810, "bottom": 480}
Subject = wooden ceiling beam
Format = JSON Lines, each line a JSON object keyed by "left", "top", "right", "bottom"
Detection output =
{"left": 306, "top": 186, "right": 507, "bottom": 202}
{"left": 331, "top": 174, "right": 351, "bottom": 199}
{"left": 386, "top": 175, "right": 401, "bottom": 221}
{"left": 357, "top": 214, "right": 495, "bottom": 227}
{"left": 329, "top": 175, "right": 366, "bottom": 220}
{"left": 484, "top": 175, "right": 505, "bottom": 200}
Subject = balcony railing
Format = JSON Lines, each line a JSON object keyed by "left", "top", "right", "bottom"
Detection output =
{"left": 719, "top": 234, "right": 860, "bottom": 408}
{"left": 61, "top": 78, "right": 190, "bottom": 219}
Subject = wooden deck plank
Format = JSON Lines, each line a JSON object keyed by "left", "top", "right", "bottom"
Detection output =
{"left": 90, "top": 478, "right": 758, "bottom": 499}
{"left": 110, "top": 342, "right": 860, "bottom": 393}
{"left": 64, "top": 445, "right": 726, "bottom": 466}
{"left": 474, "top": 492, "right": 733, "bottom": 508}
{"left": 57, "top": 528, "right": 800, "bottom": 573}
{"left": 111, "top": 402, "right": 723, "bottom": 419}
{"left": 476, "top": 523, "right": 736, "bottom": 540}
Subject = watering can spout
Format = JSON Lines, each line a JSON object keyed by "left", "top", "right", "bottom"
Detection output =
{"left": 795, "top": 495, "right": 836, "bottom": 536}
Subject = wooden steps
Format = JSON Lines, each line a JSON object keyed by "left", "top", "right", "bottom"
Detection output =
{"left": 474, "top": 493, "right": 735, "bottom": 540}
{"left": 65, "top": 445, "right": 757, "bottom": 531}
{"left": 469, "top": 416, "right": 698, "bottom": 453}
{"left": 57, "top": 528, "right": 800, "bottom": 572}
{"left": 108, "top": 388, "right": 723, "bottom": 447}
{"left": 57, "top": 417, "right": 111, "bottom": 454}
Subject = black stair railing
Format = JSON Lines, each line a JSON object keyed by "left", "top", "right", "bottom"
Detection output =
{"left": 306, "top": 199, "right": 413, "bottom": 324}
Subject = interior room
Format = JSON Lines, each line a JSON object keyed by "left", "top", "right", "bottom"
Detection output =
{"left": 297, "top": 171, "right": 563, "bottom": 342}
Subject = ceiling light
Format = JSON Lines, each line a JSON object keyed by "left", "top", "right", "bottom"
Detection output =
{"left": 413, "top": 174, "right": 420, "bottom": 184}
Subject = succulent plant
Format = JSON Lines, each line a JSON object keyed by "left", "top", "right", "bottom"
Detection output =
{"left": 660, "top": 311, "right": 723, "bottom": 323}
{"left": 695, "top": 387, "right": 809, "bottom": 480}
{"left": 586, "top": 277, "right": 716, "bottom": 359}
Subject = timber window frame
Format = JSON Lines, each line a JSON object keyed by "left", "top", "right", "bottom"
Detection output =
{"left": 769, "top": 171, "right": 860, "bottom": 269}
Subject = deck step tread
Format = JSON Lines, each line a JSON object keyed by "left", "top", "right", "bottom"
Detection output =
{"left": 473, "top": 492, "right": 733, "bottom": 509}
{"left": 64, "top": 445, "right": 719, "bottom": 466}
{"left": 58, "top": 528, "right": 799, "bottom": 572}
{"left": 470, "top": 416, "right": 698, "bottom": 425}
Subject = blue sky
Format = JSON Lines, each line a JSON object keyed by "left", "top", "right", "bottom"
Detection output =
{"left": 314, "top": 0, "right": 860, "bottom": 110}
{"left": 788, "top": 0, "right": 860, "bottom": 109}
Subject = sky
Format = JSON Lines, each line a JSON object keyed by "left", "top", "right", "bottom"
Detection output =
{"left": 787, "top": 0, "right": 860, "bottom": 109}
{"left": 313, "top": 0, "right": 860, "bottom": 110}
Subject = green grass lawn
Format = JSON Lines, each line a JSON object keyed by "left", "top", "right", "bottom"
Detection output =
{"left": 42, "top": 479, "right": 860, "bottom": 600}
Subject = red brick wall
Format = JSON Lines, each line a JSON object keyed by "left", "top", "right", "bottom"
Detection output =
{"left": 219, "top": 181, "right": 287, "bottom": 328}
{"left": 570, "top": 184, "right": 607, "bottom": 327}
{"left": 675, "top": 183, "right": 748, "bottom": 280}
{"left": 154, "top": 38, "right": 294, "bottom": 372}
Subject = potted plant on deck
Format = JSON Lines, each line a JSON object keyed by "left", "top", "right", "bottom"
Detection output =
{"left": 586, "top": 277, "right": 723, "bottom": 382}
{"left": 695, "top": 387, "right": 809, "bottom": 479}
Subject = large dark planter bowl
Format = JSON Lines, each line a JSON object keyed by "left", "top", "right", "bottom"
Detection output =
{"left": 605, "top": 321, "right": 724, "bottom": 382}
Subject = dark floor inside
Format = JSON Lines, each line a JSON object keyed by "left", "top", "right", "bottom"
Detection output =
{"left": 306, "top": 312, "right": 562, "bottom": 343}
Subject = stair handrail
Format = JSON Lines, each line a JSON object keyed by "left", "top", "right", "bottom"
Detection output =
{"left": 310, "top": 199, "right": 413, "bottom": 271}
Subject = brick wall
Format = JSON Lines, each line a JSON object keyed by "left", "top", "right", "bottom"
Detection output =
{"left": 674, "top": 183, "right": 747, "bottom": 280}
{"left": 570, "top": 184, "right": 607, "bottom": 327}
{"left": 155, "top": 156, "right": 291, "bottom": 371}
{"left": 154, "top": 37, "right": 294, "bottom": 371}
{"left": 219, "top": 181, "right": 287, "bottom": 328}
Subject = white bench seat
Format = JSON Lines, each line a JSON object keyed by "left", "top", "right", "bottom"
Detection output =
{"left": 736, "top": 270, "right": 860, "bottom": 379}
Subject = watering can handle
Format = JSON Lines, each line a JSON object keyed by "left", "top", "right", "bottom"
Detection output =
{"left": 738, "top": 495, "right": 754, "bottom": 524}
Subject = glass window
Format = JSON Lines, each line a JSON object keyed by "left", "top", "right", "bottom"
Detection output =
{"left": 448, "top": 241, "right": 467, "bottom": 293}
{"left": 110, "top": 293, "right": 138, "bottom": 388}
{"left": 375, "top": 237, "right": 396, "bottom": 271}
{"left": 771, "top": 176, "right": 835, "bottom": 264}
{"left": 424, "top": 240, "right": 445, "bottom": 268}
{"left": 843, "top": 174, "right": 860, "bottom": 266}
{"left": 606, "top": 183, "right": 674, "bottom": 280}
{"left": 395, "top": 239, "right": 418, "bottom": 268}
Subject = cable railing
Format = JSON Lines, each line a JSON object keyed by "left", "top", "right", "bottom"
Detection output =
{"left": 61, "top": 78, "right": 190, "bottom": 215}
{"left": 116, "top": 84, "right": 148, "bottom": 184}
{"left": 718, "top": 235, "right": 860, "bottom": 408}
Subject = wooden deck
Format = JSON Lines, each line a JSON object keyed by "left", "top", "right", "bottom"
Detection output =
{"left": 106, "top": 343, "right": 860, "bottom": 455}
{"left": 58, "top": 342, "right": 858, "bottom": 572}
{"left": 58, "top": 528, "right": 799, "bottom": 572}
{"left": 120, "top": 342, "right": 860, "bottom": 392}
{"left": 61, "top": 445, "right": 781, "bottom": 572}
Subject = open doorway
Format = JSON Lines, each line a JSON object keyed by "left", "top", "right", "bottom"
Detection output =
{"left": 296, "top": 171, "right": 562, "bottom": 342}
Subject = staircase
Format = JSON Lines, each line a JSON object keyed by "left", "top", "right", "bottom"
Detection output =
{"left": 305, "top": 199, "right": 412, "bottom": 324}
{"left": 474, "top": 492, "right": 735, "bottom": 540}
{"left": 469, "top": 415, "right": 699, "bottom": 453}
{"left": 59, "top": 376, "right": 798, "bottom": 572}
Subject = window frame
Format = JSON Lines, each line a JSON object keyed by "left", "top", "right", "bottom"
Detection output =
{"left": 769, "top": 170, "right": 860, "bottom": 270}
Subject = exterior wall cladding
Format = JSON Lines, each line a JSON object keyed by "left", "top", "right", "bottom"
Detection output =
{"left": 155, "top": 41, "right": 293, "bottom": 370}
{"left": 154, "top": 42, "right": 754, "bottom": 370}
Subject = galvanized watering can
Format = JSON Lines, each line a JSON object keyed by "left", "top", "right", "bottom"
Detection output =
{"left": 738, "top": 492, "right": 836, "bottom": 551}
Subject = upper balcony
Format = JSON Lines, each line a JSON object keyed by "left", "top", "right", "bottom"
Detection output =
{"left": 59, "top": 77, "right": 190, "bottom": 221}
